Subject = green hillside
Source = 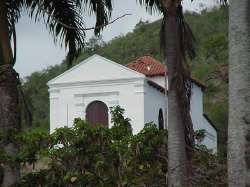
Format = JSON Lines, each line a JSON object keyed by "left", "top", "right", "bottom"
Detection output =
{"left": 22, "top": 7, "right": 228, "bottom": 158}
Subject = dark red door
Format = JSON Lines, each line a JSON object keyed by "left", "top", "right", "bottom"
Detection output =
{"left": 86, "top": 101, "right": 109, "bottom": 127}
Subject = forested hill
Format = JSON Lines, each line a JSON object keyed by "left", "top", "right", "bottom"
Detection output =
{"left": 22, "top": 7, "right": 228, "bottom": 157}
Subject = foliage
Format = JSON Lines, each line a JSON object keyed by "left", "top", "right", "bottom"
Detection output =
{"left": 17, "top": 106, "right": 168, "bottom": 187}
{"left": 190, "top": 150, "right": 227, "bottom": 186}
{"left": 0, "top": 106, "right": 226, "bottom": 186}
{"left": 194, "top": 129, "right": 206, "bottom": 143}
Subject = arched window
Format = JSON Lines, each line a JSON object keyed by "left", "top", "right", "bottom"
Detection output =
{"left": 86, "top": 101, "right": 108, "bottom": 127}
{"left": 158, "top": 108, "right": 164, "bottom": 130}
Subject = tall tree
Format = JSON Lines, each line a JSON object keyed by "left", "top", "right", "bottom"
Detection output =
{"left": 228, "top": 1, "right": 250, "bottom": 186}
{"left": 137, "top": 0, "right": 196, "bottom": 186}
{"left": 0, "top": 0, "right": 112, "bottom": 186}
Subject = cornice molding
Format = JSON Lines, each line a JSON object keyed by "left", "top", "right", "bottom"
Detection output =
{"left": 48, "top": 77, "right": 145, "bottom": 90}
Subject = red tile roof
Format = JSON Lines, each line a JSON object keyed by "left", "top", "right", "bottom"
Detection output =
{"left": 126, "top": 56, "right": 166, "bottom": 77}
{"left": 126, "top": 56, "right": 207, "bottom": 90}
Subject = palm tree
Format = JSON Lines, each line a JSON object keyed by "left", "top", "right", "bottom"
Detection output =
{"left": 0, "top": 0, "right": 112, "bottom": 186}
{"left": 137, "top": 0, "right": 195, "bottom": 186}
{"left": 228, "top": 1, "right": 250, "bottom": 186}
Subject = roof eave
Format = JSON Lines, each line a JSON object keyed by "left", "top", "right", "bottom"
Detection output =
{"left": 203, "top": 113, "right": 218, "bottom": 132}
{"left": 147, "top": 80, "right": 165, "bottom": 94}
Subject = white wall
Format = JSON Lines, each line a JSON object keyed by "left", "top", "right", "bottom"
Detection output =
{"left": 190, "top": 84, "right": 203, "bottom": 131}
{"left": 144, "top": 83, "right": 166, "bottom": 128}
{"left": 143, "top": 78, "right": 217, "bottom": 152}
{"left": 49, "top": 78, "right": 145, "bottom": 134}
{"left": 190, "top": 84, "right": 217, "bottom": 152}
{"left": 201, "top": 116, "right": 217, "bottom": 152}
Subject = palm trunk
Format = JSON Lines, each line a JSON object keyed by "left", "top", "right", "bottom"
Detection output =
{"left": 164, "top": 5, "right": 187, "bottom": 187}
{"left": 0, "top": 1, "right": 13, "bottom": 65}
{"left": 0, "top": 65, "right": 20, "bottom": 187}
{"left": 0, "top": 1, "right": 20, "bottom": 186}
{"left": 228, "top": 1, "right": 250, "bottom": 186}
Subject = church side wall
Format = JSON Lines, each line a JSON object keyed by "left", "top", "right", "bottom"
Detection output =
{"left": 190, "top": 84, "right": 217, "bottom": 152}
{"left": 190, "top": 84, "right": 203, "bottom": 131}
{"left": 144, "top": 83, "right": 166, "bottom": 128}
{"left": 201, "top": 116, "right": 217, "bottom": 152}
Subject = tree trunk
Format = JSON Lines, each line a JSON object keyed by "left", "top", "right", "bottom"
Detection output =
{"left": 0, "top": 1, "right": 13, "bottom": 65}
{"left": 228, "top": 1, "right": 250, "bottom": 186}
{"left": 0, "top": 1, "right": 20, "bottom": 186}
{"left": 0, "top": 65, "right": 20, "bottom": 187}
{"left": 164, "top": 5, "right": 187, "bottom": 187}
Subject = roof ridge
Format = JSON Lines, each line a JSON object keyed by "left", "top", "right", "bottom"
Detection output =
{"left": 126, "top": 55, "right": 165, "bottom": 77}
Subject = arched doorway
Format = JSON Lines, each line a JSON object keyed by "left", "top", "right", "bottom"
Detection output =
{"left": 158, "top": 108, "right": 164, "bottom": 130}
{"left": 86, "top": 101, "right": 109, "bottom": 127}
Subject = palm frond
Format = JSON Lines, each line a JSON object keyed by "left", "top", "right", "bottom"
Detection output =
{"left": 5, "top": 0, "right": 113, "bottom": 65}
{"left": 160, "top": 3, "right": 196, "bottom": 147}
{"left": 80, "top": 0, "right": 113, "bottom": 34}
{"left": 6, "top": 0, "right": 23, "bottom": 24}
{"left": 220, "top": 0, "right": 228, "bottom": 6}
{"left": 136, "top": 0, "right": 162, "bottom": 14}
{"left": 23, "top": 0, "right": 85, "bottom": 65}
{"left": 178, "top": 4, "right": 196, "bottom": 60}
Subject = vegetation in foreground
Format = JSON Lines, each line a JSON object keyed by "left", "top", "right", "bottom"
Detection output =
{"left": 0, "top": 106, "right": 225, "bottom": 186}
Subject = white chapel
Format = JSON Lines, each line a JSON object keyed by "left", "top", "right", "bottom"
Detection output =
{"left": 48, "top": 54, "right": 217, "bottom": 152}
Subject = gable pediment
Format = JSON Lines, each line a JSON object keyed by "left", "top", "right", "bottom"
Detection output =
{"left": 48, "top": 55, "right": 145, "bottom": 86}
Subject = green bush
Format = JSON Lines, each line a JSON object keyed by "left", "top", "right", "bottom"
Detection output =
{"left": 18, "top": 106, "right": 168, "bottom": 187}
{"left": 0, "top": 106, "right": 226, "bottom": 186}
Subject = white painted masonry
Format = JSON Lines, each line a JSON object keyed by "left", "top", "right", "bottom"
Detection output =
{"left": 48, "top": 54, "right": 217, "bottom": 152}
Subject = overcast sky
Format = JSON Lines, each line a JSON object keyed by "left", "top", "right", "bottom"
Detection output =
{"left": 14, "top": 0, "right": 218, "bottom": 78}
